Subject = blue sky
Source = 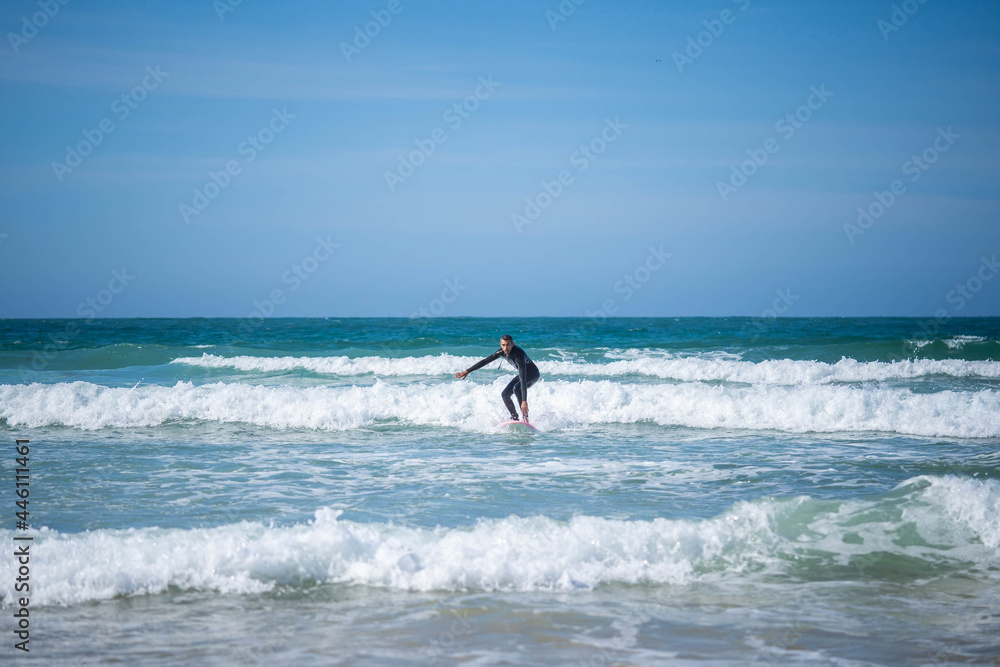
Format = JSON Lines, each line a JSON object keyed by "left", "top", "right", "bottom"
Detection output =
{"left": 1, "top": 0, "right": 998, "bottom": 317}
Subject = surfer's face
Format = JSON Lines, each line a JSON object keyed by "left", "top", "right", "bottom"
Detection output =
{"left": 500, "top": 339, "right": 512, "bottom": 354}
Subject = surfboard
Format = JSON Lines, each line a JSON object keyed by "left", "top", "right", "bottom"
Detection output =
{"left": 498, "top": 420, "right": 537, "bottom": 431}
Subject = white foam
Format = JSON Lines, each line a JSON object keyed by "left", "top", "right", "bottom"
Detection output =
{"left": 911, "top": 475, "right": 1000, "bottom": 549}
{"left": 555, "top": 356, "right": 1000, "bottom": 384}
{"left": 1, "top": 379, "right": 998, "bottom": 437}
{"left": 171, "top": 352, "right": 1000, "bottom": 384}
{"left": 0, "top": 511, "right": 718, "bottom": 606}
{"left": 805, "top": 476, "right": 1000, "bottom": 576}
{"left": 944, "top": 335, "right": 987, "bottom": 349}
{"left": 171, "top": 352, "right": 478, "bottom": 377}
{"left": 2, "top": 476, "right": 995, "bottom": 607}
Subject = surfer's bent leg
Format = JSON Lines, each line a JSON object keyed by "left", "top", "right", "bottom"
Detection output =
{"left": 510, "top": 366, "right": 541, "bottom": 412}
{"left": 501, "top": 377, "right": 520, "bottom": 419}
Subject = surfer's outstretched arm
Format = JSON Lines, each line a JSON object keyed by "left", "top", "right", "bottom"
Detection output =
{"left": 455, "top": 349, "right": 502, "bottom": 379}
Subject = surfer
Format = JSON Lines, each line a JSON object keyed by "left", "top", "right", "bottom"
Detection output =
{"left": 455, "top": 335, "right": 540, "bottom": 422}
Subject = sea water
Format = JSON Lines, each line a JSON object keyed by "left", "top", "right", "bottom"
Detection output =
{"left": 0, "top": 317, "right": 998, "bottom": 665}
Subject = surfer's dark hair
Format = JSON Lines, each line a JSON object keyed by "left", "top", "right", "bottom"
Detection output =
{"left": 500, "top": 334, "right": 513, "bottom": 343}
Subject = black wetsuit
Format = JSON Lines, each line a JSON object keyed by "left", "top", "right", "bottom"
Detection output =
{"left": 465, "top": 345, "right": 541, "bottom": 419}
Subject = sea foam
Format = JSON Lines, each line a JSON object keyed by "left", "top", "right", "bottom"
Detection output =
{"left": 2, "top": 379, "right": 998, "bottom": 437}
{"left": 2, "top": 476, "right": 995, "bottom": 607}
{"left": 171, "top": 352, "right": 1000, "bottom": 384}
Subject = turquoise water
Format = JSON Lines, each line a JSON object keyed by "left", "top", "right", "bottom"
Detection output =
{"left": 1, "top": 317, "right": 999, "bottom": 665}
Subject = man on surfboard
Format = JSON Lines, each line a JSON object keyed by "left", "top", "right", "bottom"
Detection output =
{"left": 455, "top": 335, "right": 540, "bottom": 422}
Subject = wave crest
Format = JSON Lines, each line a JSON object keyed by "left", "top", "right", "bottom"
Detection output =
{"left": 2, "top": 380, "right": 999, "bottom": 437}
{"left": 3, "top": 476, "right": 996, "bottom": 606}
{"left": 171, "top": 352, "right": 1000, "bottom": 384}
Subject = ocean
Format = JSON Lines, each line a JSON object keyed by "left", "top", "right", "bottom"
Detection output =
{"left": 0, "top": 317, "right": 998, "bottom": 665}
